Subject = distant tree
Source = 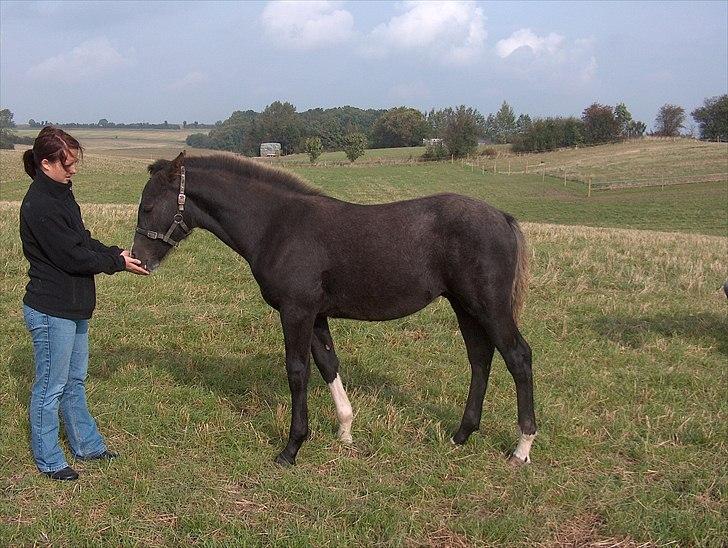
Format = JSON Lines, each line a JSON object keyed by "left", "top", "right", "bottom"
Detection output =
{"left": 582, "top": 103, "right": 619, "bottom": 144}
{"left": 562, "top": 117, "right": 585, "bottom": 147}
{"left": 305, "top": 136, "right": 323, "bottom": 163}
{"left": 511, "top": 116, "right": 584, "bottom": 152}
{"left": 28, "top": 119, "right": 39, "bottom": 127}
{"left": 343, "top": 132, "right": 367, "bottom": 162}
{"left": 627, "top": 120, "right": 646, "bottom": 138}
{"left": 614, "top": 103, "right": 633, "bottom": 138}
{"left": 516, "top": 113, "right": 532, "bottom": 135}
{"left": 493, "top": 101, "right": 517, "bottom": 143}
{"left": 483, "top": 113, "right": 497, "bottom": 143}
{"left": 426, "top": 108, "right": 449, "bottom": 138}
{"left": 442, "top": 105, "right": 484, "bottom": 158}
{"left": 0, "top": 109, "right": 16, "bottom": 129}
{"left": 691, "top": 94, "right": 728, "bottom": 141}
{"left": 0, "top": 108, "right": 18, "bottom": 149}
{"left": 258, "top": 101, "right": 304, "bottom": 154}
{"left": 370, "top": 107, "right": 428, "bottom": 148}
{"left": 654, "top": 104, "right": 685, "bottom": 137}
{"left": 185, "top": 132, "right": 212, "bottom": 148}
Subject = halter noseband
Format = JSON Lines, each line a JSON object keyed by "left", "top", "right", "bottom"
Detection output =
{"left": 136, "top": 165, "right": 191, "bottom": 247}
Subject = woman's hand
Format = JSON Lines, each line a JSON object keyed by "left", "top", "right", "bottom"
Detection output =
{"left": 120, "top": 250, "right": 149, "bottom": 275}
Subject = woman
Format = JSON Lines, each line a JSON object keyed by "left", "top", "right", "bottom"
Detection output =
{"left": 20, "top": 127, "right": 148, "bottom": 481}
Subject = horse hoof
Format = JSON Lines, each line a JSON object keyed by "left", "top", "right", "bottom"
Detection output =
{"left": 507, "top": 454, "right": 530, "bottom": 467}
{"left": 451, "top": 433, "right": 468, "bottom": 445}
{"left": 274, "top": 453, "right": 295, "bottom": 467}
{"left": 339, "top": 434, "right": 353, "bottom": 445}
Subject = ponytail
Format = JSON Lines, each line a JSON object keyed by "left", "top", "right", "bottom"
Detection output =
{"left": 22, "top": 126, "right": 83, "bottom": 180}
{"left": 23, "top": 149, "right": 37, "bottom": 179}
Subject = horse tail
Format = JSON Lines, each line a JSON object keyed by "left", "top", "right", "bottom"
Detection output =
{"left": 505, "top": 214, "right": 530, "bottom": 325}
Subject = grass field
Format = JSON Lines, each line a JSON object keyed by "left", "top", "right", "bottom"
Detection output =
{"left": 0, "top": 132, "right": 727, "bottom": 546}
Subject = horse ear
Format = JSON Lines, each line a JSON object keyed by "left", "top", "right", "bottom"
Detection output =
{"left": 168, "top": 150, "right": 186, "bottom": 178}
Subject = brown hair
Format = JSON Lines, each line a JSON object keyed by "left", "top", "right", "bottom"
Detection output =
{"left": 22, "top": 126, "right": 84, "bottom": 179}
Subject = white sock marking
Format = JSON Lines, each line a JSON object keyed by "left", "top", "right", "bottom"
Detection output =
{"left": 512, "top": 431, "right": 536, "bottom": 463}
{"left": 328, "top": 375, "right": 353, "bottom": 444}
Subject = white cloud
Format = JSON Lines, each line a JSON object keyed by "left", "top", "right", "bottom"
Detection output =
{"left": 495, "top": 28, "right": 564, "bottom": 58}
{"left": 494, "top": 29, "right": 598, "bottom": 86}
{"left": 364, "top": 1, "right": 486, "bottom": 65}
{"left": 27, "top": 37, "right": 132, "bottom": 83}
{"left": 261, "top": 1, "right": 354, "bottom": 50}
{"left": 165, "top": 71, "right": 208, "bottom": 92}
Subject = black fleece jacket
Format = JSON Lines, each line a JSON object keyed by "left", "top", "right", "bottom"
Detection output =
{"left": 20, "top": 171, "right": 126, "bottom": 320}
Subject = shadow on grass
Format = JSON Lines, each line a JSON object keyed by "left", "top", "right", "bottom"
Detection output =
{"left": 589, "top": 312, "right": 728, "bottom": 356}
{"left": 6, "top": 341, "right": 511, "bottom": 454}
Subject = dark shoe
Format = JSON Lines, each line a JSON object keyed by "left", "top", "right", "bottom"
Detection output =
{"left": 78, "top": 450, "right": 119, "bottom": 461}
{"left": 44, "top": 466, "right": 79, "bottom": 481}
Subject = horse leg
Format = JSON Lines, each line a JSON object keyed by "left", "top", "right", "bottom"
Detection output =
{"left": 311, "top": 316, "right": 354, "bottom": 444}
{"left": 482, "top": 313, "right": 537, "bottom": 465}
{"left": 275, "top": 306, "right": 316, "bottom": 466}
{"left": 448, "top": 298, "right": 496, "bottom": 446}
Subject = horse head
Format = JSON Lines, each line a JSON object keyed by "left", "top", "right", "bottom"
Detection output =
{"left": 131, "top": 151, "right": 193, "bottom": 272}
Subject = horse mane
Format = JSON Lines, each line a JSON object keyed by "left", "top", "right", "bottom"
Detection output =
{"left": 186, "top": 154, "right": 324, "bottom": 196}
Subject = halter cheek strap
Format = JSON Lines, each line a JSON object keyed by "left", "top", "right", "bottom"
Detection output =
{"left": 136, "top": 166, "right": 191, "bottom": 247}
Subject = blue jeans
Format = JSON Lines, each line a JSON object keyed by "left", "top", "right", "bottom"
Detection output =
{"left": 23, "top": 305, "right": 107, "bottom": 473}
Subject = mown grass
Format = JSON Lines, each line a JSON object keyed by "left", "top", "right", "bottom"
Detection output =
{"left": 475, "top": 138, "right": 728, "bottom": 185}
{"left": 0, "top": 199, "right": 726, "bottom": 545}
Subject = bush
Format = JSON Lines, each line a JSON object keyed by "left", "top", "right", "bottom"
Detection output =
{"left": 511, "top": 117, "right": 584, "bottom": 153}
{"left": 691, "top": 95, "right": 728, "bottom": 141}
{"left": 343, "top": 132, "right": 367, "bottom": 163}
{"left": 305, "top": 136, "right": 323, "bottom": 163}
{"left": 421, "top": 142, "right": 448, "bottom": 160}
{"left": 0, "top": 133, "right": 14, "bottom": 149}
{"left": 185, "top": 133, "right": 212, "bottom": 148}
{"left": 480, "top": 147, "right": 498, "bottom": 158}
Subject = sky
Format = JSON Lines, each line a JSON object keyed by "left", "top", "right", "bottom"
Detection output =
{"left": 1, "top": 1, "right": 726, "bottom": 129}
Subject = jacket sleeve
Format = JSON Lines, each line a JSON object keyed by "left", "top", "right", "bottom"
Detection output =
{"left": 86, "top": 230, "right": 124, "bottom": 256}
{"left": 28, "top": 214, "right": 126, "bottom": 276}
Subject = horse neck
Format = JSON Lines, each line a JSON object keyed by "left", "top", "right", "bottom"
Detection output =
{"left": 186, "top": 169, "right": 287, "bottom": 261}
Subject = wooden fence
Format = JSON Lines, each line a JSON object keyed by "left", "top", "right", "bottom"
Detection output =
{"left": 459, "top": 157, "right": 727, "bottom": 196}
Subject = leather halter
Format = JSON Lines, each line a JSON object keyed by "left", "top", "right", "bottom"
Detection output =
{"left": 135, "top": 166, "right": 191, "bottom": 247}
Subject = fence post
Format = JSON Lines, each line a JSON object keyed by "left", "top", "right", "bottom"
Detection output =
{"left": 494, "top": 160, "right": 497, "bottom": 173}
{"left": 588, "top": 178, "right": 592, "bottom": 197}
{"left": 563, "top": 169, "right": 567, "bottom": 186}
{"left": 451, "top": 155, "right": 454, "bottom": 164}
{"left": 542, "top": 166, "right": 545, "bottom": 183}
{"left": 508, "top": 160, "right": 511, "bottom": 175}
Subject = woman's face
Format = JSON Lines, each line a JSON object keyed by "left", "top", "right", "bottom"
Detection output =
{"left": 42, "top": 149, "right": 79, "bottom": 183}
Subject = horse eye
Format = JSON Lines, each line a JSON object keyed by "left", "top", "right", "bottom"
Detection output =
{"left": 142, "top": 204, "right": 154, "bottom": 213}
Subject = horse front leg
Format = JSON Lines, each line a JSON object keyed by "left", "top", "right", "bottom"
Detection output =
{"left": 275, "top": 306, "right": 316, "bottom": 466}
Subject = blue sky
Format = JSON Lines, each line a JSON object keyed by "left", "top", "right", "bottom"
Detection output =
{"left": 1, "top": 1, "right": 726, "bottom": 129}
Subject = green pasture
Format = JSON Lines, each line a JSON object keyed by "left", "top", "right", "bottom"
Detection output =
{"left": 0, "top": 136, "right": 727, "bottom": 545}
{"left": 1, "top": 149, "right": 726, "bottom": 236}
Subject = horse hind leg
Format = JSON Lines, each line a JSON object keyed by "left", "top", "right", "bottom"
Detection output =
{"left": 311, "top": 316, "right": 353, "bottom": 444}
{"left": 482, "top": 312, "right": 537, "bottom": 465}
{"left": 448, "top": 298, "right": 495, "bottom": 446}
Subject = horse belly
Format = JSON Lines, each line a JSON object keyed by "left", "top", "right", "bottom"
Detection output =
{"left": 322, "top": 268, "right": 442, "bottom": 321}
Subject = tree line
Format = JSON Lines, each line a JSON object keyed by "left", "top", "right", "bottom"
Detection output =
{"left": 185, "top": 96, "right": 726, "bottom": 160}
{"left": 25, "top": 119, "right": 216, "bottom": 130}
{"left": 1, "top": 95, "right": 726, "bottom": 156}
